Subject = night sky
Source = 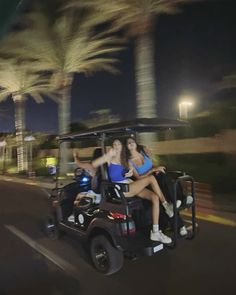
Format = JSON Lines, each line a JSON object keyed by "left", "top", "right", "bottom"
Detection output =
{"left": 0, "top": 0, "right": 235, "bottom": 133}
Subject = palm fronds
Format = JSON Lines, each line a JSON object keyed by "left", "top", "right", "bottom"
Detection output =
{"left": 68, "top": 0, "right": 205, "bottom": 33}
{"left": 9, "top": 10, "right": 124, "bottom": 81}
{"left": 0, "top": 60, "right": 56, "bottom": 102}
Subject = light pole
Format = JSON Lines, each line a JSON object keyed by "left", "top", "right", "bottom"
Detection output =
{"left": 179, "top": 100, "right": 193, "bottom": 119}
{"left": 24, "top": 135, "right": 35, "bottom": 177}
{"left": 0, "top": 140, "right": 7, "bottom": 174}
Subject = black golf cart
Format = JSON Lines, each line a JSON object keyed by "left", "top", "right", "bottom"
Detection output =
{"left": 45, "top": 118, "right": 196, "bottom": 275}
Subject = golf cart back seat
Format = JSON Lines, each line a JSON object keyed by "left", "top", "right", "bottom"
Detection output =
{"left": 101, "top": 181, "right": 152, "bottom": 231}
{"left": 104, "top": 181, "right": 144, "bottom": 218}
{"left": 116, "top": 183, "right": 152, "bottom": 227}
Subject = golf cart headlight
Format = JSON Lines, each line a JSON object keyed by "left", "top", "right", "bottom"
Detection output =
{"left": 82, "top": 177, "right": 89, "bottom": 183}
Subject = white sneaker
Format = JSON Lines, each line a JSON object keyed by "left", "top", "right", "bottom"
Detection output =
{"left": 68, "top": 215, "right": 75, "bottom": 222}
{"left": 179, "top": 226, "right": 188, "bottom": 236}
{"left": 163, "top": 201, "right": 181, "bottom": 218}
{"left": 176, "top": 200, "right": 182, "bottom": 208}
{"left": 186, "top": 195, "right": 193, "bottom": 205}
{"left": 163, "top": 202, "right": 174, "bottom": 218}
{"left": 150, "top": 230, "right": 172, "bottom": 244}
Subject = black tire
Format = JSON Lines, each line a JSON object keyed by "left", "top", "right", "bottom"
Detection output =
{"left": 90, "top": 235, "right": 124, "bottom": 275}
{"left": 44, "top": 215, "right": 60, "bottom": 240}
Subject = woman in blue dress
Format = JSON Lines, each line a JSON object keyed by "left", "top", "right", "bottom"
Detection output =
{"left": 73, "top": 139, "right": 173, "bottom": 244}
{"left": 125, "top": 137, "right": 193, "bottom": 236}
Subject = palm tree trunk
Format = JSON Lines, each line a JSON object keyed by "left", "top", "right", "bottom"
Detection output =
{"left": 135, "top": 31, "right": 157, "bottom": 118}
{"left": 135, "top": 31, "right": 157, "bottom": 144}
{"left": 58, "top": 85, "right": 71, "bottom": 135}
{"left": 58, "top": 79, "right": 72, "bottom": 176}
{"left": 13, "top": 95, "right": 26, "bottom": 172}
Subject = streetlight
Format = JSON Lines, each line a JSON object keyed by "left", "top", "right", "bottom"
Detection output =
{"left": 0, "top": 140, "right": 7, "bottom": 174}
{"left": 24, "top": 135, "right": 36, "bottom": 177}
{"left": 179, "top": 100, "right": 193, "bottom": 119}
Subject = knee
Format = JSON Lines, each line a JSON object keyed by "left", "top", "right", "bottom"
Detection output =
{"left": 149, "top": 175, "right": 155, "bottom": 184}
{"left": 150, "top": 193, "right": 159, "bottom": 205}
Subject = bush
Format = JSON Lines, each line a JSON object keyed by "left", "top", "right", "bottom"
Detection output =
{"left": 159, "top": 153, "right": 236, "bottom": 194}
{"left": 34, "top": 166, "right": 50, "bottom": 176}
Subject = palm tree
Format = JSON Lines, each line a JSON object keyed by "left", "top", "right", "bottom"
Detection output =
{"left": 69, "top": 0, "right": 203, "bottom": 119}
{"left": 0, "top": 61, "right": 55, "bottom": 172}
{"left": 15, "top": 10, "right": 123, "bottom": 135}
{"left": 12, "top": 9, "right": 123, "bottom": 173}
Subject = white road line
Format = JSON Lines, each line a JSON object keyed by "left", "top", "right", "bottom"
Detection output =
{"left": 4, "top": 224, "right": 81, "bottom": 281}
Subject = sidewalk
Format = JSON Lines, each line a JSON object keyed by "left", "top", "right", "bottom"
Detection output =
{"left": 0, "top": 174, "right": 235, "bottom": 213}
{"left": 0, "top": 174, "right": 56, "bottom": 189}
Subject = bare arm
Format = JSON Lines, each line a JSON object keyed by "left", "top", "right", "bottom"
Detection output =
{"left": 132, "top": 165, "right": 155, "bottom": 179}
{"left": 73, "top": 148, "right": 116, "bottom": 172}
{"left": 142, "top": 147, "right": 166, "bottom": 175}
{"left": 91, "top": 148, "right": 115, "bottom": 168}
{"left": 73, "top": 149, "right": 96, "bottom": 175}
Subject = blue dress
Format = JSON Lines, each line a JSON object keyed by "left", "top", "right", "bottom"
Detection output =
{"left": 130, "top": 153, "right": 152, "bottom": 175}
{"left": 108, "top": 163, "right": 128, "bottom": 182}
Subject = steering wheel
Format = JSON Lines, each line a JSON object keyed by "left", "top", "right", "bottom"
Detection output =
{"left": 75, "top": 197, "right": 93, "bottom": 210}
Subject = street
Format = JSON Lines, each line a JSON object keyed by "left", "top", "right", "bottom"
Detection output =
{"left": 0, "top": 180, "right": 236, "bottom": 295}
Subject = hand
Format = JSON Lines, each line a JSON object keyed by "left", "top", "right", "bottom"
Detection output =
{"left": 153, "top": 166, "right": 166, "bottom": 174}
{"left": 157, "top": 166, "right": 166, "bottom": 174}
{"left": 103, "top": 148, "right": 116, "bottom": 162}
{"left": 73, "top": 148, "right": 80, "bottom": 160}
{"left": 107, "top": 148, "right": 116, "bottom": 157}
{"left": 125, "top": 168, "right": 133, "bottom": 178}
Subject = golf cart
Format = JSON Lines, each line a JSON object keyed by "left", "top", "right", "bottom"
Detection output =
{"left": 45, "top": 118, "right": 196, "bottom": 275}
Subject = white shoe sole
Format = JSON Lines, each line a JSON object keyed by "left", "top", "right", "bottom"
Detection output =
{"left": 186, "top": 195, "right": 193, "bottom": 205}
{"left": 150, "top": 231, "right": 172, "bottom": 244}
{"left": 176, "top": 200, "right": 182, "bottom": 208}
{"left": 179, "top": 227, "right": 188, "bottom": 236}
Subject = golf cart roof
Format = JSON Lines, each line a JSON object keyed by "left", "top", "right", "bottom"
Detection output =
{"left": 59, "top": 118, "right": 188, "bottom": 141}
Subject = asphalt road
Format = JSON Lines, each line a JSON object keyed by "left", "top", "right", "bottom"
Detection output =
{"left": 0, "top": 180, "right": 236, "bottom": 295}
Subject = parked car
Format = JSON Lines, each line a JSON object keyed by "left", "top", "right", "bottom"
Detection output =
{"left": 44, "top": 118, "right": 197, "bottom": 275}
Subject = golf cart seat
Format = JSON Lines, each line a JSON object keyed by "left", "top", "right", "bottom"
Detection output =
{"left": 126, "top": 196, "right": 142, "bottom": 210}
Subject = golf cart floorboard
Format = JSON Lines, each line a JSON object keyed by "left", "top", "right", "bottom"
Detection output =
{"left": 123, "top": 230, "right": 164, "bottom": 257}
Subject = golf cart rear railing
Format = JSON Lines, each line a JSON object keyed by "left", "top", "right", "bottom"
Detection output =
{"left": 100, "top": 173, "right": 196, "bottom": 247}
{"left": 173, "top": 174, "right": 196, "bottom": 247}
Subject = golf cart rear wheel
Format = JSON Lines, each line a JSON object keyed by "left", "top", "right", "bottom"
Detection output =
{"left": 44, "top": 215, "right": 60, "bottom": 240}
{"left": 90, "top": 235, "right": 123, "bottom": 275}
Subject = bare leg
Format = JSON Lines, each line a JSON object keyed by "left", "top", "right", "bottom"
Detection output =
{"left": 148, "top": 175, "right": 167, "bottom": 203}
{"left": 123, "top": 179, "right": 172, "bottom": 243}
{"left": 126, "top": 176, "right": 166, "bottom": 203}
{"left": 124, "top": 176, "right": 173, "bottom": 218}
{"left": 123, "top": 179, "right": 160, "bottom": 225}
{"left": 125, "top": 188, "right": 160, "bottom": 225}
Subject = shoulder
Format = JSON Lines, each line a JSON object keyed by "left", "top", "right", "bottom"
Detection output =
{"left": 143, "top": 146, "right": 152, "bottom": 157}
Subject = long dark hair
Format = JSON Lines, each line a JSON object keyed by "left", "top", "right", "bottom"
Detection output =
{"left": 125, "top": 137, "right": 148, "bottom": 159}
{"left": 112, "top": 138, "right": 129, "bottom": 169}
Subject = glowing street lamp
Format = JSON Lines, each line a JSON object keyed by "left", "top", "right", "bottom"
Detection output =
{"left": 179, "top": 100, "right": 193, "bottom": 119}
